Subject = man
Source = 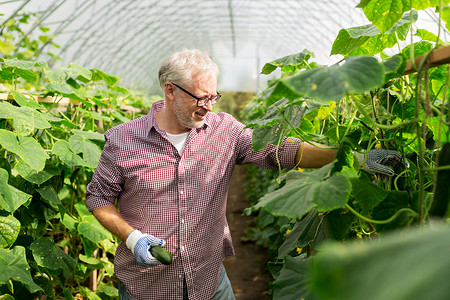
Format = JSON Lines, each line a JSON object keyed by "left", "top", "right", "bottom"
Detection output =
{"left": 86, "top": 48, "right": 400, "bottom": 300}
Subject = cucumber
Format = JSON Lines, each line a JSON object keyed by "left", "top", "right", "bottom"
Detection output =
{"left": 150, "top": 246, "right": 173, "bottom": 265}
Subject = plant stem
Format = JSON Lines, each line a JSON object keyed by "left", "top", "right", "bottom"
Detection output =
{"left": 345, "top": 204, "right": 417, "bottom": 225}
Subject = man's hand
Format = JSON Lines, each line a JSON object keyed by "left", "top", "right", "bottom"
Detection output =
{"left": 126, "top": 230, "right": 166, "bottom": 267}
{"left": 355, "top": 149, "right": 402, "bottom": 177}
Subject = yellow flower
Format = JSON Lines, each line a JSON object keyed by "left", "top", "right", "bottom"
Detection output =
{"left": 375, "top": 144, "right": 381, "bottom": 149}
{"left": 286, "top": 229, "right": 291, "bottom": 234}
{"left": 297, "top": 167, "right": 304, "bottom": 172}
{"left": 357, "top": 233, "right": 363, "bottom": 238}
{"left": 296, "top": 247, "right": 302, "bottom": 254}
{"left": 288, "top": 139, "right": 294, "bottom": 143}
{"left": 318, "top": 212, "right": 323, "bottom": 216}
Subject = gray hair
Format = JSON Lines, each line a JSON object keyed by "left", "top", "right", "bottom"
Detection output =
{"left": 158, "top": 48, "right": 219, "bottom": 89}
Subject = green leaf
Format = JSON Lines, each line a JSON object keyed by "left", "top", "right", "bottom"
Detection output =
{"left": 78, "top": 215, "right": 112, "bottom": 244}
{"left": 383, "top": 53, "right": 406, "bottom": 80}
{"left": 358, "top": 0, "right": 438, "bottom": 33}
{"left": 372, "top": 190, "right": 413, "bottom": 232}
{"left": 272, "top": 255, "right": 319, "bottom": 300}
{"left": 97, "top": 284, "right": 119, "bottom": 297}
{"left": 3, "top": 58, "right": 36, "bottom": 69}
{"left": 61, "top": 214, "right": 78, "bottom": 232}
{"left": 10, "top": 90, "right": 44, "bottom": 109}
{"left": 350, "top": 175, "right": 389, "bottom": 212}
{"left": 16, "top": 68, "right": 38, "bottom": 83}
{"left": 443, "top": 6, "right": 450, "bottom": 32}
{"left": 71, "top": 129, "right": 105, "bottom": 141}
{"left": 0, "top": 168, "right": 32, "bottom": 213}
{"left": 0, "top": 168, "right": 13, "bottom": 212}
{"left": 30, "top": 237, "right": 77, "bottom": 279}
{"left": 52, "top": 140, "right": 88, "bottom": 167}
{"left": 36, "top": 185, "right": 62, "bottom": 208}
{"left": 0, "top": 246, "right": 43, "bottom": 292}
{"left": 249, "top": 165, "right": 352, "bottom": 219}
{"left": 261, "top": 50, "right": 314, "bottom": 75}
{"left": 251, "top": 123, "right": 286, "bottom": 151}
{"left": 0, "top": 214, "right": 20, "bottom": 248}
{"left": 13, "top": 160, "right": 60, "bottom": 185}
{"left": 91, "top": 69, "right": 119, "bottom": 86}
{"left": 0, "top": 102, "right": 51, "bottom": 135}
{"left": 415, "top": 28, "right": 444, "bottom": 44}
{"left": 69, "top": 135, "right": 102, "bottom": 168}
{"left": 331, "top": 11, "right": 416, "bottom": 56}
{"left": 282, "top": 56, "right": 384, "bottom": 101}
{"left": 309, "top": 224, "right": 450, "bottom": 300}
{"left": 0, "top": 130, "right": 49, "bottom": 171}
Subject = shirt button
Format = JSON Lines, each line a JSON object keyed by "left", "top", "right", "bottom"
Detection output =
{"left": 180, "top": 190, "right": 184, "bottom": 195}
{"left": 181, "top": 246, "right": 185, "bottom": 251}
{"left": 179, "top": 274, "right": 183, "bottom": 278}
{"left": 181, "top": 219, "right": 185, "bottom": 224}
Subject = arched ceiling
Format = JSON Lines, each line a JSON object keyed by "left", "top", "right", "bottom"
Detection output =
{"left": 0, "top": 0, "right": 438, "bottom": 95}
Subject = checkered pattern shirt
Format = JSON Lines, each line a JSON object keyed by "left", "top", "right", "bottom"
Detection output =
{"left": 86, "top": 100, "right": 301, "bottom": 300}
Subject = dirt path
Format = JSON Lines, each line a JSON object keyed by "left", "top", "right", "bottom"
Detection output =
{"left": 223, "top": 165, "right": 272, "bottom": 300}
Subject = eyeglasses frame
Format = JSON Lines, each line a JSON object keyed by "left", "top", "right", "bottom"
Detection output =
{"left": 170, "top": 82, "right": 221, "bottom": 107}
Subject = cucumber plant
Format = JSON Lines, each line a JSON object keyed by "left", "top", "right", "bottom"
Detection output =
{"left": 242, "top": 1, "right": 450, "bottom": 299}
{"left": 0, "top": 13, "right": 156, "bottom": 299}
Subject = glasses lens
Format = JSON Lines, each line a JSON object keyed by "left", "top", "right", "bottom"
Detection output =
{"left": 197, "top": 94, "right": 220, "bottom": 107}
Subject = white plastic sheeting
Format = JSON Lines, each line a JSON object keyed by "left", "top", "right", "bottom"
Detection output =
{"left": 0, "top": 0, "right": 439, "bottom": 95}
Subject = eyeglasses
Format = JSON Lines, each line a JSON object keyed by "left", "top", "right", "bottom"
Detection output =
{"left": 170, "top": 82, "right": 221, "bottom": 107}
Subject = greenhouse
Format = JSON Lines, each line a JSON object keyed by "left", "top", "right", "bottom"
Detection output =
{"left": 0, "top": 0, "right": 449, "bottom": 299}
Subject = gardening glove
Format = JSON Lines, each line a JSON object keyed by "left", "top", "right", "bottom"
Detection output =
{"left": 355, "top": 148, "right": 402, "bottom": 177}
{"left": 126, "top": 229, "right": 165, "bottom": 267}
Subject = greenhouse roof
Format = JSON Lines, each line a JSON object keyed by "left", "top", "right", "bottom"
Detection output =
{"left": 0, "top": 0, "right": 445, "bottom": 95}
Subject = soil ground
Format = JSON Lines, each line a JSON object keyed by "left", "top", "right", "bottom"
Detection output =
{"left": 223, "top": 165, "right": 273, "bottom": 300}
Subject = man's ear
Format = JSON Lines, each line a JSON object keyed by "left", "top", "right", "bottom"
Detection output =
{"left": 165, "top": 82, "right": 176, "bottom": 101}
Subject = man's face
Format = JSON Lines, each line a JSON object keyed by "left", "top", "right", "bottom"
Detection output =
{"left": 172, "top": 72, "right": 217, "bottom": 130}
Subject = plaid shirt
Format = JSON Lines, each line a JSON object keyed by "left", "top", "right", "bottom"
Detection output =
{"left": 86, "top": 100, "right": 300, "bottom": 300}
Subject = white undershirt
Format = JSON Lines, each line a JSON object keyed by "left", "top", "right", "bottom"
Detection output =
{"left": 166, "top": 132, "right": 189, "bottom": 155}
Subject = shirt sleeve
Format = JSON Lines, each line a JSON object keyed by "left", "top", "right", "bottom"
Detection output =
{"left": 235, "top": 126, "right": 302, "bottom": 170}
{"left": 85, "top": 130, "right": 124, "bottom": 211}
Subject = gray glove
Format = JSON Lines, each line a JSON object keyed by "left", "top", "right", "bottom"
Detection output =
{"left": 355, "top": 149, "right": 402, "bottom": 177}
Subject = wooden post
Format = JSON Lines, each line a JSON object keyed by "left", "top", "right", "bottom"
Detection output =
{"left": 404, "top": 45, "right": 450, "bottom": 75}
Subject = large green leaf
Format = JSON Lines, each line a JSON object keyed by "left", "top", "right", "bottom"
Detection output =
{"left": 0, "top": 246, "right": 43, "bottom": 293}
{"left": 281, "top": 56, "right": 384, "bottom": 102}
{"left": 261, "top": 49, "right": 314, "bottom": 75}
{"left": 309, "top": 224, "right": 450, "bottom": 300}
{"left": 13, "top": 160, "right": 60, "bottom": 185}
{"left": 350, "top": 174, "right": 389, "bottom": 212}
{"left": 0, "top": 168, "right": 32, "bottom": 213}
{"left": 3, "top": 58, "right": 37, "bottom": 69}
{"left": 10, "top": 90, "right": 44, "bottom": 109}
{"left": 278, "top": 209, "right": 355, "bottom": 258}
{"left": 52, "top": 140, "right": 88, "bottom": 167}
{"left": 331, "top": 11, "right": 417, "bottom": 56}
{"left": 91, "top": 69, "right": 119, "bottom": 86}
{"left": 36, "top": 185, "right": 62, "bottom": 208}
{"left": 358, "top": 0, "right": 441, "bottom": 33}
{"left": 0, "top": 214, "right": 20, "bottom": 248}
{"left": 69, "top": 134, "right": 102, "bottom": 168}
{"left": 30, "top": 237, "right": 77, "bottom": 279}
{"left": 78, "top": 215, "right": 113, "bottom": 244}
{"left": 272, "top": 255, "right": 319, "bottom": 300}
{"left": 0, "top": 101, "right": 51, "bottom": 135}
{"left": 248, "top": 165, "right": 352, "bottom": 219}
{"left": 0, "top": 130, "right": 49, "bottom": 171}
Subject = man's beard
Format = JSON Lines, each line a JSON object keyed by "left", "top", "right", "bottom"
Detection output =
{"left": 173, "top": 97, "right": 204, "bottom": 129}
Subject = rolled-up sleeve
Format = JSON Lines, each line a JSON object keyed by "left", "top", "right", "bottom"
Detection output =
{"left": 235, "top": 126, "right": 302, "bottom": 170}
{"left": 86, "top": 130, "right": 124, "bottom": 211}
